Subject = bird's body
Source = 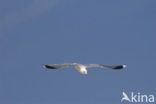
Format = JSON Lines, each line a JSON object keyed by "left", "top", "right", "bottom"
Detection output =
{"left": 42, "top": 63, "right": 126, "bottom": 75}
{"left": 74, "top": 64, "right": 88, "bottom": 75}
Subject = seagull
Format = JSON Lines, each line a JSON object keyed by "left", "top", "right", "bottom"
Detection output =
{"left": 42, "top": 63, "right": 126, "bottom": 75}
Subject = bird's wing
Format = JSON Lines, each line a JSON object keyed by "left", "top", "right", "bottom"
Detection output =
{"left": 43, "top": 63, "right": 75, "bottom": 69}
{"left": 85, "top": 64, "right": 126, "bottom": 70}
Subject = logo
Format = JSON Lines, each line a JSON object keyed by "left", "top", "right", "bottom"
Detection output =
{"left": 121, "top": 92, "right": 155, "bottom": 103}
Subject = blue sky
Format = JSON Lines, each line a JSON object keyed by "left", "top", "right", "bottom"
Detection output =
{"left": 0, "top": 0, "right": 156, "bottom": 104}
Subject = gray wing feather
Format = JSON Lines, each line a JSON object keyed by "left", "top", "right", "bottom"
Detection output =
{"left": 43, "top": 63, "right": 75, "bottom": 69}
{"left": 85, "top": 64, "right": 126, "bottom": 70}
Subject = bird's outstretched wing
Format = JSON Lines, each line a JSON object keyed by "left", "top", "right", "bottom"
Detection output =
{"left": 85, "top": 64, "right": 126, "bottom": 70}
{"left": 43, "top": 63, "right": 75, "bottom": 69}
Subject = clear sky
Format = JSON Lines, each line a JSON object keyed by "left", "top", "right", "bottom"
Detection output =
{"left": 0, "top": 0, "right": 156, "bottom": 104}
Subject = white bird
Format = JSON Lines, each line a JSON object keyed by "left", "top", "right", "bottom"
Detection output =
{"left": 42, "top": 63, "right": 126, "bottom": 75}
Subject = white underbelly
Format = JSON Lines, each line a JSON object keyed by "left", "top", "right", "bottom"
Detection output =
{"left": 75, "top": 65, "right": 88, "bottom": 75}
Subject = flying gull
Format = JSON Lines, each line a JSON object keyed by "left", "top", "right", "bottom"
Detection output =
{"left": 42, "top": 63, "right": 126, "bottom": 75}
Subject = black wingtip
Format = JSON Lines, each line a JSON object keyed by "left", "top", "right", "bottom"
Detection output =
{"left": 42, "top": 65, "right": 57, "bottom": 69}
{"left": 113, "top": 64, "right": 127, "bottom": 69}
